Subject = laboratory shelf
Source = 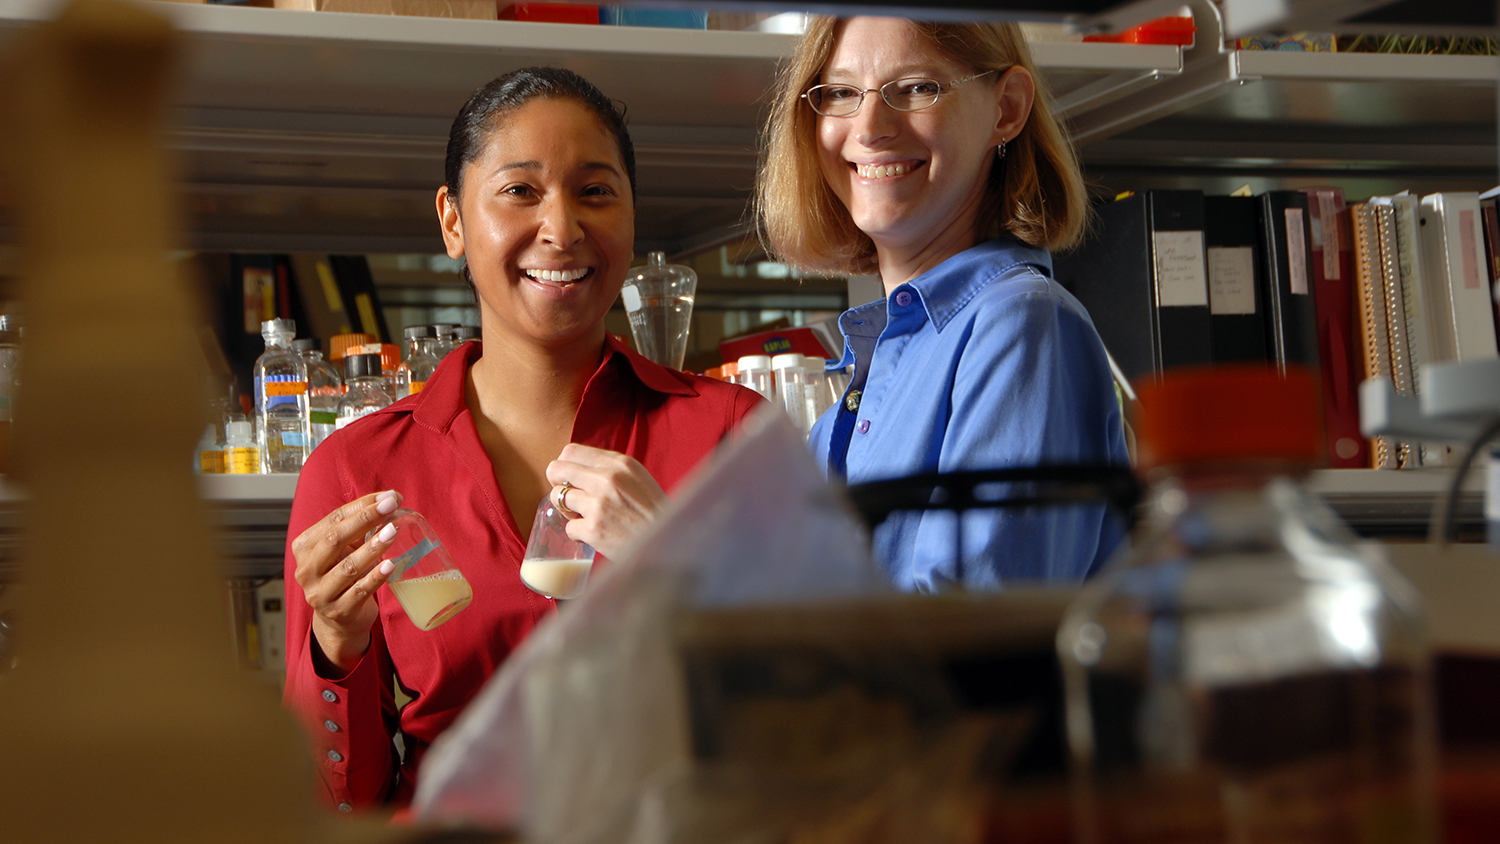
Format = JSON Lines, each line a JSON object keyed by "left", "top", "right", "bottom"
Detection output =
{"left": 0, "top": 0, "right": 1184, "bottom": 256}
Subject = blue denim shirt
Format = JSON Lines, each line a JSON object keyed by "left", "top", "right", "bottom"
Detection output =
{"left": 812, "top": 237, "right": 1130, "bottom": 591}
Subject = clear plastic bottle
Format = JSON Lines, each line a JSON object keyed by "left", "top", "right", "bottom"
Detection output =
{"left": 293, "top": 338, "right": 344, "bottom": 452}
{"left": 336, "top": 353, "right": 392, "bottom": 431}
{"left": 771, "top": 353, "right": 808, "bottom": 432}
{"left": 621, "top": 251, "right": 697, "bottom": 370}
{"left": 194, "top": 424, "right": 222, "bottom": 474}
{"left": 222, "top": 419, "right": 259, "bottom": 474}
{"left": 394, "top": 325, "right": 442, "bottom": 398}
{"left": 803, "top": 355, "right": 831, "bottom": 426}
{"left": 254, "top": 319, "right": 310, "bottom": 474}
{"left": 737, "top": 354, "right": 774, "bottom": 402}
{"left": 1057, "top": 366, "right": 1436, "bottom": 844}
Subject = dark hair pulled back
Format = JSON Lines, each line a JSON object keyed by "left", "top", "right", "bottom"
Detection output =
{"left": 443, "top": 66, "right": 637, "bottom": 203}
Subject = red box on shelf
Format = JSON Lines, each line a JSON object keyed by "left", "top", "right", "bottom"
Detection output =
{"left": 719, "top": 326, "right": 838, "bottom": 365}
{"left": 1083, "top": 15, "right": 1195, "bottom": 46}
{"left": 498, "top": 2, "right": 598, "bottom": 23}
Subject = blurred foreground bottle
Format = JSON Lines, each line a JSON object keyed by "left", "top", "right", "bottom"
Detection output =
{"left": 253, "top": 318, "right": 309, "bottom": 474}
{"left": 1058, "top": 366, "right": 1436, "bottom": 844}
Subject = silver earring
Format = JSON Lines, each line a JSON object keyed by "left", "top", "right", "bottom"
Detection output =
{"left": 997, "top": 138, "right": 1007, "bottom": 160}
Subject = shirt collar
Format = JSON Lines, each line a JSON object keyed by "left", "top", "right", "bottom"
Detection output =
{"left": 900, "top": 237, "right": 1053, "bottom": 333}
{"left": 410, "top": 333, "right": 697, "bottom": 433}
{"left": 830, "top": 237, "right": 1052, "bottom": 367}
{"left": 599, "top": 332, "right": 699, "bottom": 397}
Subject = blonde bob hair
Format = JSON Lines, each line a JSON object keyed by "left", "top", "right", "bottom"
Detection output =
{"left": 756, "top": 17, "right": 1088, "bottom": 275}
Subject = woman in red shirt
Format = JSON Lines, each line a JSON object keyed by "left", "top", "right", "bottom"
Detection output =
{"left": 282, "top": 68, "right": 761, "bottom": 812}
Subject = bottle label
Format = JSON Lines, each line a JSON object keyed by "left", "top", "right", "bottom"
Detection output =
{"left": 265, "top": 381, "right": 308, "bottom": 397}
{"left": 226, "top": 447, "right": 258, "bottom": 474}
{"left": 309, "top": 410, "right": 338, "bottom": 426}
{"left": 199, "top": 450, "right": 224, "bottom": 474}
{"left": 280, "top": 431, "right": 306, "bottom": 447}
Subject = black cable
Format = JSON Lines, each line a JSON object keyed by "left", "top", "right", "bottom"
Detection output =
{"left": 1430, "top": 413, "right": 1500, "bottom": 548}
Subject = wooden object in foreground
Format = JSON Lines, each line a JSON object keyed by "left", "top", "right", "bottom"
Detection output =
{"left": 0, "top": 2, "right": 313, "bottom": 841}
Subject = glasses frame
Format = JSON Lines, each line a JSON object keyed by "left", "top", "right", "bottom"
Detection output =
{"left": 801, "top": 70, "right": 1000, "bottom": 118}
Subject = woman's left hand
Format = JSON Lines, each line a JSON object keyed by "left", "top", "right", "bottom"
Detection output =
{"left": 545, "top": 443, "right": 669, "bottom": 560}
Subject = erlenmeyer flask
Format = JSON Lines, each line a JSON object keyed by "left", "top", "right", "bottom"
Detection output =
{"left": 621, "top": 251, "right": 697, "bottom": 370}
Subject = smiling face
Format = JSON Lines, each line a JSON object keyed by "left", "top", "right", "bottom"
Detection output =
{"left": 816, "top": 17, "right": 1008, "bottom": 269}
{"left": 438, "top": 97, "right": 634, "bottom": 350}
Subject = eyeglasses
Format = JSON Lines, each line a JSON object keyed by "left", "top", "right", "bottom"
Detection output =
{"left": 802, "top": 70, "right": 999, "bottom": 118}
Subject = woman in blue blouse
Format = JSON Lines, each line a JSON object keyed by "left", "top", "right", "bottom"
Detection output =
{"left": 756, "top": 17, "right": 1129, "bottom": 590}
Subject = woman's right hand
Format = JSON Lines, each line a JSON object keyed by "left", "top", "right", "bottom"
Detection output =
{"left": 290, "top": 489, "right": 403, "bottom": 677}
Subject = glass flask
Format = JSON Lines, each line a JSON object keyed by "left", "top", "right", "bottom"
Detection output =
{"left": 293, "top": 338, "right": 343, "bottom": 452}
{"left": 621, "top": 251, "right": 697, "bottom": 371}
{"left": 335, "top": 353, "right": 392, "bottom": 431}
{"left": 367, "top": 509, "right": 472, "bottom": 631}
{"left": 1058, "top": 366, "right": 1436, "bottom": 844}
{"left": 519, "top": 494, "right": 597, "bottom": 600}
{"left": 254, "top": 319, "right": 310, "bottom": 474}
{"left": 394, "top": 325, "right": 442, "bottom": 398}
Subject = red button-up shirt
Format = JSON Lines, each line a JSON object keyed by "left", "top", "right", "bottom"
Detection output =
{"left": 283, "top": 337, "right": 761, "bottom": 811}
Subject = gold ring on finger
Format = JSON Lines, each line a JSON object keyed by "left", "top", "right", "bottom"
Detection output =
{"left": 559, "top": 481, "right": 579, "bottom": 518}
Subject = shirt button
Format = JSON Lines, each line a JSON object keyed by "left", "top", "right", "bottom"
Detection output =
{"left": 327, "top": 750, "right": 344, "bottom": 763}
{"left": 844, "top": 390, "right": 862, "bottom": 413}
{"left": 322, "top": 690, "right": 338, "bottom": 703}
{"left": 337, "top": 802, "right": 353, "bottom": 814}
{"left": 324, "top": 720, "right": 340, "bottom": 732}
{"left": 857, "top": 420, "right": 871, "bottom": 434}
{"left": 894, "top": 290, "right": 912, "bottom": 307}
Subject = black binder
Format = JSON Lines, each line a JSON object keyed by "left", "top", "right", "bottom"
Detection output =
{"left": 1204, "top": 195, "right": 1270, "bottom": 363}
{"left": 1054, "top": 190, "right": 1213, "bottom": 383}
{"left": 1256, "top": 191, "right": 1322, "bottom": 373}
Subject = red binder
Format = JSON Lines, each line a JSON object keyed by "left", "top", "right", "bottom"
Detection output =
{"left": 1298, "top": 187, "right": 1368, "bottom": 468}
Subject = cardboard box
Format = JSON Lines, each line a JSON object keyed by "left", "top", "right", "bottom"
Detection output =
{"left": 274, "top": 0, "right": 497, "bottom": 20}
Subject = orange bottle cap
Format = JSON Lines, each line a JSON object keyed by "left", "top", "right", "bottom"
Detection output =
{"left": 1135, "top": 365, "right": 1323, "bottom": 469}
{"left": 328, "top": 333, "right": 377, "bottom": 361}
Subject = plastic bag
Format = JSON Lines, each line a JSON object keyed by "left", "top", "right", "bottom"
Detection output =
{"left": 413, "top": 407, "right": 1067, "bottom": 843}
{"left": 412, "top": 407, "right": 882, "bottom": 835}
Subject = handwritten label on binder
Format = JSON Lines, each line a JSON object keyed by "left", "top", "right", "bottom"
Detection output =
{"left": 1286, "top": 208, "right": 1309, "bottom": 295}
{"left": 1207, "top": 246, "right": 1256, "bottom": 315}
{"left": 1318, "top": 193, "right": 1340, "bottom": 280}
{"left": 1153, "top": 230, "right": 1208, "bottom": 307}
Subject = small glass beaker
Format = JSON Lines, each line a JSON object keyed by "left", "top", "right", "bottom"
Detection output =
{"left": 367, "top": 509, "right": 472, "bottom": 631}
{"left": 520, "top": 495, "right": 597, "bottom": 600}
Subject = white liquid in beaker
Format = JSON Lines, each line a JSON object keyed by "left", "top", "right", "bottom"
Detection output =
{"left": 519, "top": 558, "right": 593, "bottom": 599}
